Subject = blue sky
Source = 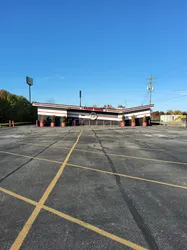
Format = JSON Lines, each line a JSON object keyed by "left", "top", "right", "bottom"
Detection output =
{"left": 0, "top": 0, "right": 187, "bottom": 111}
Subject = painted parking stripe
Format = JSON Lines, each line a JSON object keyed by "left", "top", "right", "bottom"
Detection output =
{"left": 0, "top": 187, "right": 146, "bottom": 250}
{"left": 1, "top": 145, "right": 187, "bottom": 166}
{"left": 10, "top": 130, "right": 83, "bottom": 250}
{"left": 66, "top": 163, "right": 187, "bottom": 190}
{"left": 17, "top": 141, "right": 166, "bottom": 152}
{"left": 0, "top": 150, "right": 187, "bottom": 190}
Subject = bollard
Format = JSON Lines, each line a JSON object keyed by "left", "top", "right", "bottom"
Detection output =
{"left": 9, "top": 120, "right": 11, "bottom": 127}
{"left": 36, "top": 120, "right": 38, "bottom": 127}
{"left": 12, "top": 121, "right": 15, "bottom": 128}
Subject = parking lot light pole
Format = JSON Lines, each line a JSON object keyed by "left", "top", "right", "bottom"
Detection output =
{"left": 26, "top": 76, "right": 33, "bottom": 103}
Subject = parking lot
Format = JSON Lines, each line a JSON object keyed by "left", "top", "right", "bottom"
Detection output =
{"left": 0, "top": 125, "right": 187, "bottom": 250}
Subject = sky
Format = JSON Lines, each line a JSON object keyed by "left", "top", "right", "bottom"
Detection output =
{"left": 0, "top": 0, "right": 187, "bottom": 111}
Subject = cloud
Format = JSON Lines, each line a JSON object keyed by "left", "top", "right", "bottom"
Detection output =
{"left": 43, "top": 74, "right": 64, "bottom": 81}
{"left": 44, "top": 76, "right": 51, "bottom": 80}
{"left": 175, "top": 90, "right": 187, "bottom": 96}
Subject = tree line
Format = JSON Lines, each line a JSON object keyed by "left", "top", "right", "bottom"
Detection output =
{"left": 92, "top": 104, "right": 125, "bottom": 109}
{"left": 152, "top": 110, "right": 187, "bottom": 117}
{"left": 0, "top": 90, "right": 37, "bottom": 123}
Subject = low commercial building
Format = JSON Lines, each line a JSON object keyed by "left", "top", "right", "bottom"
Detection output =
{"left": 32, "top": 102, "right": 154, "bottom": 126}
{"left": 160, "top": 115, "right": 187, "bottom": 127}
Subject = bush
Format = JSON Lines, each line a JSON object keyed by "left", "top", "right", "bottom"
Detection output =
{"left": 143, "top": 115, "right": 146, "bottom": 122}
{"left": 40, "top": 115, "right": 45, "bottom": 123}
{"left": 121, "top": 114, "right": 125, "bottom": 122}
{"left": 62, "top": 116, "right": 67, "bottom": 123}
{"left": 131, "top": 114, "right": 135, "bottom": 123}
{"left": 52, "top": 115, "right": 55, "bottom": 123}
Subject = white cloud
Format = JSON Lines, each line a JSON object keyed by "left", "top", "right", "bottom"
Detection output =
{"left": 43, "top": 74, "right": 64, "bottom": 81}
{"left": 176, "top": 90, "right": 187, "bottom": 96}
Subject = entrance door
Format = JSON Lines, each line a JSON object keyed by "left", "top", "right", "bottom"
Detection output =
{"left": 55, "top": 117, "right": 61, "bottom": 126}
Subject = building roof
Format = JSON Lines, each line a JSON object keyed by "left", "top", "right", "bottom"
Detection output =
{"left": 32, "top": 102, "right": 154, "bottom": 114}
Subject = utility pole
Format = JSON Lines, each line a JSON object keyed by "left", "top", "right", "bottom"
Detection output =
{"left": 146, "top": 74, "right": 156, "bottom": 105}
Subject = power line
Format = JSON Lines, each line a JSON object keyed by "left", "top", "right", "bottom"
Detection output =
{"left": 156, "top": 94, "right": 187, "bottom": 102}
{"left": 141, "top": 92, "right": 149, "bottom": 106}
{"left": 146, "top": 74, "right": 156, "bottom": 105}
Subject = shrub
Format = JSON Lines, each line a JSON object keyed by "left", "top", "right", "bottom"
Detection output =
{"left": 52, "top": 115, "right": 55, "bottom": 123}
{"left": 143, "top": 115, "right": 146, "bottom": 122}
{"left": 62, "top": 116, "right": 67, "bottom": 123}
{"left": 40, "top": 115, "right": 45, "bottom": 123}
{"left": 131, "top": 115, "right": 135, "bottom": 123}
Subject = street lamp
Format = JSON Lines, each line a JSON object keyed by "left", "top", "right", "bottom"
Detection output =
{"left": 26, "top": 76, "right": 33, "bottom": 102}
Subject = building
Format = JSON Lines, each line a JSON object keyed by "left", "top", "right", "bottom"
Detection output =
{"left": 32, "top": 102, "right": 154, "bottom": 126}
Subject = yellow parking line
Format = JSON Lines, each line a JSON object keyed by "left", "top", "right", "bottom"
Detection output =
{"left": 0, "top": 187, "right": 146, "bottom": 250}
{"left": 1, "top": 146, "right": 187, "bottom": 167}
{"left": 0, "top": 150, "right": 61, "bottom": 165}
{"left": 10, "top": 130, "right": 83, "bottom": 250}
{"left": 67, "top": 163, "right": 187, "bottom": 190}
{"left": 44, "top": 205, "right": 146, "bottom": 250}
{"left": 0, "top": 150, "right": 187, "bottom": 190}
{"left": 25, "top": 143, "right": 187, "bottom": 166}
{"left": 0, "top": 187, "right": 37, "bottom": 206}
{"left": 19, "top": 141, "right": 165, "bottom": 152}
{"left": 18, "top": 142, "right": 72, "bottom": 151}
{"left": 72, "top": 149, "right": 187, "bottom": 166}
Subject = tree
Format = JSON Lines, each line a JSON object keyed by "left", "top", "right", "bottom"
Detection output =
{"left": 166, "top": 110, "right": 173, "bottom": 115}
{"left": 152, "top": 111, "right": 160, "bottom": 117}
{"left": 118, "top": 105, "right": 124, "bottom": 109}
{"left": 173, "top": 110, "right": 182, "bottom": 115}
{"left": 0, "top": 90, "right": 37, "bottom": 122}
{"left": 107, "top": 104, "right": 116, "bottom": 109}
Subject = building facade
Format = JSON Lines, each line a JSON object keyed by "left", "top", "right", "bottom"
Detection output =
{"left": 32, "top": 102, "right": 154, "bottom": 126}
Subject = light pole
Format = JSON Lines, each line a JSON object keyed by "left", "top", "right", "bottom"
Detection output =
{"left": 26, "top": 76, "right": 33, "bottom": 102}
{"left": 79, "top": 90, "right": 82, "bottom": 107}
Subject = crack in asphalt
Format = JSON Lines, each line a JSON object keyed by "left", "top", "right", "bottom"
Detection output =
{"left": 92, "top": 129, "right": 158, "bottom": 250}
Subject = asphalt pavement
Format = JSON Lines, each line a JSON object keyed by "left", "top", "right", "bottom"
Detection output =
{"left": 0, "top": 125, "right": 187, "bottom": 250}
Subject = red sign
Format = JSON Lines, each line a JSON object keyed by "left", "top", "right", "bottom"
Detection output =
{"left": 84, "top": 107, "right": 92, "bottom": 111}
{"left": 83, "top": 107, "right": 104, "bottom": 111}
{"left": 93, "top": 108, "right": 104, "bottom": 111}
